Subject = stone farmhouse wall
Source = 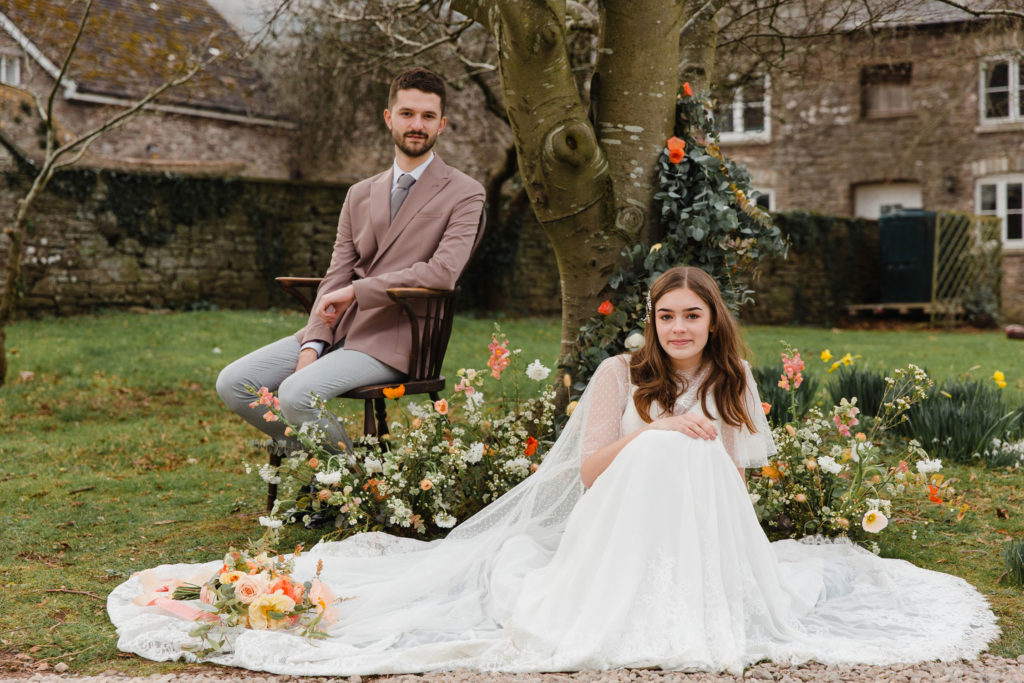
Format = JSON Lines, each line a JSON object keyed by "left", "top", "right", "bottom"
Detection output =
{"left": 720, "top": 20, "right": 1024, "bottom": 323}
{"left": 0, "top": 166, "right": 349, "bottom": 315}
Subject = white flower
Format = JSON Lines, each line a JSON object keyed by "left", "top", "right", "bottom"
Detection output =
{"left": 315, "top": 471, "right": 342, "bottom": 485}
{"left": 862, "top": 509, "right": 888, "bottom": 534}
{"left": 258, "top": 516, "right": 282, "bottom": 529}
{"left": 467, "top": 392, "right": 485, "bottom": 410}
{"left": 258, "top": 464, "right": 280, "bottom": 485}
{"left": 916, "top": 458, "right": 943, "bottom": 474}
{"left": 624, "top": 331, "right": 645, "bottom": 351}
{"left": 363, "top": 457, "right": 383, "bottom": 474}
{"left": 866, "top": 498, "right": 892, "bottom": 516}
{"left": 434, "top": 512, "right": 457, "bottom": 529}
{"left": 212, "top": 347, "right": 222, "bottom": 354}
{"left": 465, "top": 442, "right": 485, "bottom": 464}
{"left": 526, "top": 360, "right": 551, "bottom": 381}
{"left": 818, "top": 455, "right": 843, "bottom": 475}
{"left": 849, "top": 442, "right": 859, "bottom": 462}
{"left": 748, "top": 493, "right": 761, "bottom": 505}
{"left": 503, "top": 457, "right": 531, "bottom": 478}
{"left": 465, "top": 368, "right": 477, "bottom": 380}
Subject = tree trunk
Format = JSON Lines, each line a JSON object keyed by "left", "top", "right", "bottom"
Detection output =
{"left": 454, "top": 0, "right": 692, "bottom": 371}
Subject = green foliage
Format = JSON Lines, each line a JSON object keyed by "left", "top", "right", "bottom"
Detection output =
{"left": 1002, "top": 538, "right": 1024, "bottom": 586}
{"left": 569, "top": 86, "right": 789, "bottom": 393}
{"left": 827, "top": 365, "right": 890, "bottom": 417}
{"left": 898, "top": 378, "right": 1024, "bottom": 463}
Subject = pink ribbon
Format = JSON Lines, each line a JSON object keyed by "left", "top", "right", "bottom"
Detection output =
{"left": 152, "top": 597, "right": 220, "bottom": 623}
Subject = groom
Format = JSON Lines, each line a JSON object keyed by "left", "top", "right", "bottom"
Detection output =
{"left": 217, "top": 67, "right": 486, "bottom": 448}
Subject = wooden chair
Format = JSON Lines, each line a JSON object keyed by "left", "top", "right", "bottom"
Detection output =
{"left": 265, "top": 215, "right": 485, "bottom": 509}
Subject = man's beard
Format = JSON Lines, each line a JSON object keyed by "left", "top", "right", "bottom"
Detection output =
{"left": 393, "top": 129, "right": 437, "bottom": 158}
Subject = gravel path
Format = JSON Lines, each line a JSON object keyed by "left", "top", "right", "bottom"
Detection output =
{"left": 8, "top": 654, "right": 1024, "bottom": 683}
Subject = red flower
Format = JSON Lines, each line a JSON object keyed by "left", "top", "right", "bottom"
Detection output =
{"left": 598, "top": 300, "right": 614, "bottom": 316}
{"left": 683, "top": 82, "right": 693, "bottom": 97}
{"left": 524, "top": 436, "right": 539, "bottom": 457}
{"left": 666, "top": 136, "right": 686, "bottom": 163}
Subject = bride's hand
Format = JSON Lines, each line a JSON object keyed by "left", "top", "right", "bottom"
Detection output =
{"left": 649, "top": 413, "right": 718, "bottom": 441}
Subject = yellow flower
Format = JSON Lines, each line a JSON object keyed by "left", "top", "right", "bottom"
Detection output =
{"left": 940, "top": 391, "right": 953, "bottom": 398}
{"left": 649, "top": 243, "right": 663, "bottom": 253}
{"left": 828, "top": 361, "right": 841, "bottom": 374}
{"left": 993, "top": 370, "right": 1005, "bottom": 383}
{"left": 820, "top": 349, "right": 833, "bottom": 362}
{"left": 997, "top": 380, "right": 1007, "bottom": 389}
{"left": 247, "top": 592, "right": 296, "bottom": 630}
{"left": 840, "top": 353, "right": 854, "bottom": 366}
{"left": 220, "top": 570, "right": 245, "bottom": 584}
{"left": 565, "top": 400, "right": 579, "bottom": 417}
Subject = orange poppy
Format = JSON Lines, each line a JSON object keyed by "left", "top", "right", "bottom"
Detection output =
{"left": 524, "top": 436, "right": 539, "bottom": 457}
{"left": 382, "top": 384, "right": 406, "bottom": 400}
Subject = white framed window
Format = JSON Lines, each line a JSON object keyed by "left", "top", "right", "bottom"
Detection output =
{"left": 715, "top": 75, "right": 770, "bottom": 142}
{"left": 976, "top": 176, "right": 1024, "bottom": 246}
{"left": 861, "top": 63, "right": 913, "bottom": 118}
{"left": 0, "top": 54, "right": 20, "bottom": 86}
{"left": 979, "top": 57, "right": 1023, "bottom": 124}
{"left": 753, "top": 188, "right": 775, "bottom": 211}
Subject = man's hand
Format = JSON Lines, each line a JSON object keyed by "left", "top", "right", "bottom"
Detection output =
{"left": 315, "top": 285, "right": 356, "bottom": 326}
{"left": 295, "top": 347, "right": 319, "bottom": 372}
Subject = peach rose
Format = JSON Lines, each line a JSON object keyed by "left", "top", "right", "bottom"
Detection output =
{"left": 233, "top": 574, "right": 269, "bottom": 604}
{"left": 219, "top": 570, "right": 245, "bottom": 584}
{"left": 308, "top": 578, "right": 340, "bottom": 624}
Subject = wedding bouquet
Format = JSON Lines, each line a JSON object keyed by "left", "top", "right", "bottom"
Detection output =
{"left": 134, "top": 545, "right": 341, "bottom": 655}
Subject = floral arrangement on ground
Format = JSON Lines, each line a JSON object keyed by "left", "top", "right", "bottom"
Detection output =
{"left": 253, "top": 326, "right": 557, "bottom": 539}
{"left": 748, "top": 347, "right": 972, "bottom": 552}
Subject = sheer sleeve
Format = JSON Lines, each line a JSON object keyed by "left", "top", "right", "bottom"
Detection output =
{"left": 719, "top": 361, "right": 777, "bottom": 469}
{"left": 581, "top": 355, "right": 632, "bottom": 464}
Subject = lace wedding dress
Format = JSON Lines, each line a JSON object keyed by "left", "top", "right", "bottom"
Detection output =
{"left": 108, "top": 355, "right": 998, "bottom": 675}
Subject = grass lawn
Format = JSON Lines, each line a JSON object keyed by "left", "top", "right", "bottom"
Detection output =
{"left": 1, "top": 309, "right": 1022, "bottom": 675}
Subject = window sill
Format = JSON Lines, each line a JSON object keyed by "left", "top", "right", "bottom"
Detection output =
{"left": 975, "top": 120, "right": 1024, "bottom": 134}
{"left": 719, "top": 133, "right": 771, "bottom": 146}
{"left": 861, "top": 111, "right": 916, "bottom": 120}
{"left": 1002, "top": 243, "right": 1024, "bottom": 253}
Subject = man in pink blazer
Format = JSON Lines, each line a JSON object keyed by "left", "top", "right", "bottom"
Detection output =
{"left": 217, "top": 68, "right": 485, "bottom": 448}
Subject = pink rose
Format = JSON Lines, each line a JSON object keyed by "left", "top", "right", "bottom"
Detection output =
{"left": 308, "top": 578, "right": 340, "bottom": 624}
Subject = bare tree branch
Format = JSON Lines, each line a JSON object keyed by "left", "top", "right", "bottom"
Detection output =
{"left": 933, "top": 0, "right": 1024, "bottom": 20}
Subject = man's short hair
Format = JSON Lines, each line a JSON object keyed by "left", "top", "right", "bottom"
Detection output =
{"left": 388, "top": 68, "right": 447, "bottom": 114}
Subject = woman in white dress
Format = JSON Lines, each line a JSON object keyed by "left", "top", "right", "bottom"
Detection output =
{"left": 109, "top": 266, "right": 998, "bottom": 675}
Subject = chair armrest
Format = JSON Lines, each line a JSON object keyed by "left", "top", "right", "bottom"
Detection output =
{"left": 386, "top": 287, "right": 453, "bottom": 301}
{"left": 276, "top": 277, "right": 323, "bottom": 314}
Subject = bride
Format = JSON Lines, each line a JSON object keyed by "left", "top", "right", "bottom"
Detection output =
{"left": 108, "top": 266, "right": 998, "bottom": 675}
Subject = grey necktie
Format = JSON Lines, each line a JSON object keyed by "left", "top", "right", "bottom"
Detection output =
{"left": 390, "top": 174, "right": 416, "bottom": 223}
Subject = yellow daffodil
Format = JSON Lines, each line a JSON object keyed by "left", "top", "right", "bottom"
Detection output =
{"left": 993, "top": 370, "right": 1007, "bottom": 388}
{"left": 840, "top": 353, "right": 854, "bottom": 366}
{"left": 820, "top": 349, "right": 833, "bottom": 362}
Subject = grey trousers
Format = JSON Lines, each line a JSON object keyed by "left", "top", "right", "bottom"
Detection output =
{"left": 216, "top": 335, "right": 404, "bottom": 448}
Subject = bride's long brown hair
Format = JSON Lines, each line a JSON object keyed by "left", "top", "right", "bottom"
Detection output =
{"left": 629, "top": 266, "right": 755, "bottom": 431}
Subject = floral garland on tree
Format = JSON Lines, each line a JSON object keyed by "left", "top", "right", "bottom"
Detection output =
{"left": 569, "top": 84, "right": 789, "bottom": 395}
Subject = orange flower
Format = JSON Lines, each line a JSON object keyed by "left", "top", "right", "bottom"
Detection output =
{"left": 761, "top": 402, "right": 771, "bottom": 415}
{"left": 524, "top": 436, "right": 539, "bottom": 457}
{"left": 263, "top": 411, "right": 278, "bottom": 422}
{"left": 683, "top": 82, "right": 694, "bottom": 97}
{"left": 420, "top": 478, "right": 433, "bottom": 491}
{"left": 928, "top": 485, "right": 943, "bottom": 504}
{"left": 362, "top": 478, "right": 386, "bottom": 501}
{"left": 308, "top": 457, "right": 319, "bottom": 469}
{"left": 382, "top": 384, "right": 406, "bottom": 400}
{"left": 598, "top": 300, "right": 614, "bottom": 316}
{"left": 269, "top": 576, "right": 304, "bottom": 603}
{"left": 666, "top": 136, "right": 686, "bottom": 163}
{"left": 761, "top": 464, "right": 780, "bottom": 480}
{"left": 434, "top": 399, "right": 449, "bottom": 415}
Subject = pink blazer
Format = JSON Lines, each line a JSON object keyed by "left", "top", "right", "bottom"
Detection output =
{"left": 296, "top": 155, "right": 485, "bottom": 372}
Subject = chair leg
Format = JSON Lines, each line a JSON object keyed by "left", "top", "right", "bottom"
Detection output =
{"left": 374, "top": 398, "right": 389, "bottom": 439}
{"left": 363, "top": 399, "right": 376, "bottom": 437}
{"left": 429, "top": 391, "right": 441, "bottom": 402}
{"left": 267, "top": 445, "right": 282, "bottom": 512}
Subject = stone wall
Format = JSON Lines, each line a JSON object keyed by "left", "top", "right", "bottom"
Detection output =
{"left": 1, "top": 166, "right": 348, "bottom": 315}
{"left": 743, "top": 214, "right": 880, "bottom": 326}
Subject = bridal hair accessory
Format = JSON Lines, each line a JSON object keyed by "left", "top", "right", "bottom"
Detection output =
{"left": 645, "top": 292, "right": 652, "bottom": 319}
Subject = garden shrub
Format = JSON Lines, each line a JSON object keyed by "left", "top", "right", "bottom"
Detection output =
{"left": 898, "top": 378, "right": 1024, "bottom": 463}
{"left": 826, "top": 365, "right": 889, "bottom": 417}
{"left": 1002, "top": 538, "right": 1024, "bottom": 586}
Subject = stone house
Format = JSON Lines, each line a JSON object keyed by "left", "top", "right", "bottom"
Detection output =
{"left": 0, "top": 0, "right": 294, "bottom": 179}
{"left": 717, "top": 1, "right": 1024, "bottom": 322}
